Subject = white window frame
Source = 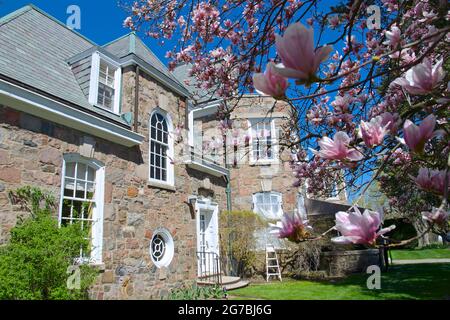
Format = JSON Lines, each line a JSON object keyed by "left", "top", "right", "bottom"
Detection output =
{"left": 58, "top": 153, "right": 105, "bottom": 265}
{"left": 248, "top": 118, "right": 278, "bottom": 165}
{"left": 252, "top": 191, "right": 283, "bottom": 220}
{"left": 148, "top": 109, "right": 175, "bottom": 187}
{"left": 88, "top": 52, "right": 122, "bottom": 114}
{"left": 149, "top": 228, "right": 175, "bottom": 268}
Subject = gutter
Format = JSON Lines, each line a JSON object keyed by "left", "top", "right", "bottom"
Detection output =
{"left": 0, "top": 79, "right": 144, "bottom": 147}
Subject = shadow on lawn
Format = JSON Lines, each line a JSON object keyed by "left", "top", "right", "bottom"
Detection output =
{"left": 322, "top": 263, "right": 450, "bottom": 300}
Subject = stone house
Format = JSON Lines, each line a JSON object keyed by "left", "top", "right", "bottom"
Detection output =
{"left": 0, "top": 5, "right": 350, "bottom": 298}
{"left": 0, "top": 5, "right": 230, "bottom": 299}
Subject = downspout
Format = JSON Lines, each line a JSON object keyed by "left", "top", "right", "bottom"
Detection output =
{"left": 222, "top": 121, "right": 233, "bottom": 276}
{"left": 223, "top": 128, "right": 232, "bottom": 212}
{"left": 225, "top": 174, "right": 232, "bottom": 212}
{"left": 134, "top": 65, "right": 140, "bottom": 132}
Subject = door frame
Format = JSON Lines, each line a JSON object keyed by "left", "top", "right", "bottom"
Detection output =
{"left": 195, "top": 198, "right": 220, "bottom": 276}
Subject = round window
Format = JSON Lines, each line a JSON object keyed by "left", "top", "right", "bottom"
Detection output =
{"left": 150, "top": 228, "right": 174, "bottom": 268}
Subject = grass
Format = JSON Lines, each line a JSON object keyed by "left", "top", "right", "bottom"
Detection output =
{"left": 231, "top": 263, "right": 450, "bottom": 300}
{"left": 390, "top": 248, "right": 450, "bottom": 260}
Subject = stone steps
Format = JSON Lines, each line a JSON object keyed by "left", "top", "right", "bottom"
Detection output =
{"left": 197, "top": 275, "right": 250, "bottom": 290}
{"left": 224, "top": 280, "right": 249, "bottom": 291}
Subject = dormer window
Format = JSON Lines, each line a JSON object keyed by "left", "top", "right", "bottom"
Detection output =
{"left": 88, "top": 52, "right": 121, "bottom": 114}
{"left": 97, "top": 61, "right": 116, "bottom": 109}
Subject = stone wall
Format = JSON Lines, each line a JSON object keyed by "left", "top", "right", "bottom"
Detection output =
{"left": 319, "top": 249, "right": 381, "bottom": 277}
{"left": 0, "top": 65, "right": 227, "bottom": 299}
{"left": 228, "top": 96, "right": 299, "bottom": 214}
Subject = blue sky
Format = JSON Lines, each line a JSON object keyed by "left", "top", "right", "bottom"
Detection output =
{"left": 0, "top": 0, "right": 169, "bottom": 62}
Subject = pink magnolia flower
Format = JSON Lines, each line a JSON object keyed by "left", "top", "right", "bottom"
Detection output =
{"left": 413, "top": 168, "right": 450, "bottom": 195}
{"left": 358, "top": 116, "right": 389, "bottom": 148}
{"left": 332, "top": 207, "right": 396, "bottom": 245}
{"left": 379, "top": 112, "right": 399, "bottom": 134}
{"left": 269, "top": 211, "right": 312, "bottom": 243}
{"left": 312, "top": 132, "right": 363, "bottom": 162}
{"left": 252, "top": 62, "right": 289, "bottom": 98}
{"left": 274, "top": 22, "right": 333, "bottom": 83}
{"left": 384, "top": 24, "right": 401, "bottom": 48}
{"left": 422, "top": 207, "right": 449, "bottom": 227}
{"left": 329, "top": 16, "right": 340, "bottom": 29}
{"left": 403, "top": 114, "right": 440, "bottom": 154}
{"left": 393, "top": 58, "right": 445, "bottom": 95}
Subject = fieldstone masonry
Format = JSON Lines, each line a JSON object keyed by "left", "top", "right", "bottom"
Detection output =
{"left": 0, "top": 62, "right": 227, "bottom": 299}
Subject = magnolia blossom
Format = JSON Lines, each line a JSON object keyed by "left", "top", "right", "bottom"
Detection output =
{"left": 252, "top": 62, "right": 289, "bottom": 98}
{"left": 332, "top": 207, "right": 396, "bottom": 245}
{"left": 422, "top": 207, "right": 449, "bottom": 227}
{"left": 393, "top": 58, "right": 445, "bottom": 95}
{"left": 269, "top": 211, "right": 312, "bottom": 243}
{"left": 312, "top": 132, "right": 363, "bottom": 162}
{"left": 413, "top": 168, "right": 450, "bottom": 195}
{"left": 384, "top": 24, "right": 401, "bottom": 48}
{"left": 403, "top": 114, "right": 439, "bottom": 154}
{"left": 274, "top": 22, "right": 333, "bottom": 83}
{"left": 358, "top": 116, "right": 389, "bottom": 148}
{"left": 379, "top": 112, "right": 399, "bottom": 134}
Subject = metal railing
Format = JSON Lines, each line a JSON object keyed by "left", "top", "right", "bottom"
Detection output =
{"left": 196, "top": 251, "right": 222, "bottom": 285}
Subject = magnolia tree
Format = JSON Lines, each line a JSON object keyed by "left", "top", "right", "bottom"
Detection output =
{"left": 124, "top": 0, "right": 450, "bottom": 248}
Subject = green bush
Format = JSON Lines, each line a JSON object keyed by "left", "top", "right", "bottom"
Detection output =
{"left": 0, "top": 187, "right": 98, "bottom": 300}
{"left": 167, "top": 284, "right": 225, "bottom": 300}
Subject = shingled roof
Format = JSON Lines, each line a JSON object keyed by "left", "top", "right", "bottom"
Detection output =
{"left": 0, "top": 4, "right": 190, "bottom": 125}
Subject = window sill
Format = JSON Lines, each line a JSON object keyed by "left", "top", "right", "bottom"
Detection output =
{"left": 249, "top": 159, "right": 279, "bottom": 166}
{"left": 147, "top": 180, "right": 176, "bottom": 192}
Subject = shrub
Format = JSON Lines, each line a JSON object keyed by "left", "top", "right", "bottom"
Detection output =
{"left": 167, "top": 285, "right": 225, "bottom": 300}
{"left": 283, "top": 240, "right": 324, "bottom": 276}
{"left": 219, "top": 211, "right": 264, "bottom": 277}
{"left": 0, "top": 187, "right": 98, "bottom": 300}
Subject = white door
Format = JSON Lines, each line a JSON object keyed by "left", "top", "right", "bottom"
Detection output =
{"left": 196, "top": 201, "right": 220, "bottom": 276}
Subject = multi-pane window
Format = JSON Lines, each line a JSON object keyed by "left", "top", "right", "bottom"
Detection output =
{"left": 253, "top": 192, "right": 283, "bottom": 220}
{"left": 97, "top": 61, "right": 116, "bottom": 110}
{"left": 150, "top": 112, "right": 169, "bottom": 182}
{"left": 59, "top": 155, "right": 104, "bottom": 263}
{"left": 249, "top": 118, "right": 275, "bottom": 162}
{"left": 151, "top": 234, "right": 166, "bottom": 262}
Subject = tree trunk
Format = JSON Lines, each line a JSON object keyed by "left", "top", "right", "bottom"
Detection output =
{"left": 413, "top": 219, "right": 430, "bottom": 248}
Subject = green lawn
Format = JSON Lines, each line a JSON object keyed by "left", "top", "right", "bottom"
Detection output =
{"left": 390, "top": 248, "right": 450, "bottom": 260}
{"left": 231, "top": 263, "right": 450, "bottom": 300}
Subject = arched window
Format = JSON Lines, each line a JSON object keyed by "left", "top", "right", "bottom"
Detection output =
{"left": 59, "top": 154, "right": 105, "bottom": 264}
{"left": 149, "top": 110, "right": 174, "bottom": 186}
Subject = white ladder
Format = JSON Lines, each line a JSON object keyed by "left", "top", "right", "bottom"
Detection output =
{"left": 265, "top": 244, "right": 282, "bottom": 282}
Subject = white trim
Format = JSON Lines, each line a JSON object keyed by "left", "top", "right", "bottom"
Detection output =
{"left": 185, "top": 159, "right": 229, "bottom": 177}
{"left": 248, "top": 118, "right": 279, "bottom": 165}
{"left": 0, "top": 79, "right": 144, "bottom": 147}
{"left": 190, "top": 102, "right": 221, "bottom": 118}
{"left": 149, "top": 228, "right": 175, "bottom": 268}
{"left": 195, "top": 198, "right": 220, "bottom": 276}
{"left": 252, "top": 191, "right": 283, "bottom": 220}
{"left": 188, "top": 109, "right": 194, "bottom": 147}
{"left": 58, "top": 153, "right": 105, "bottom": 264}
{"left": 148, "top": 108, "right": 175, "bottom": 187}
{"left": 88, "top": 51, "right": 122, "bottom": 114}
{"left": 88, "top": 52, "right": 100, "bottom": 106}
{"left": 113, "top": 67, "right": 122, "bottom": 114}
